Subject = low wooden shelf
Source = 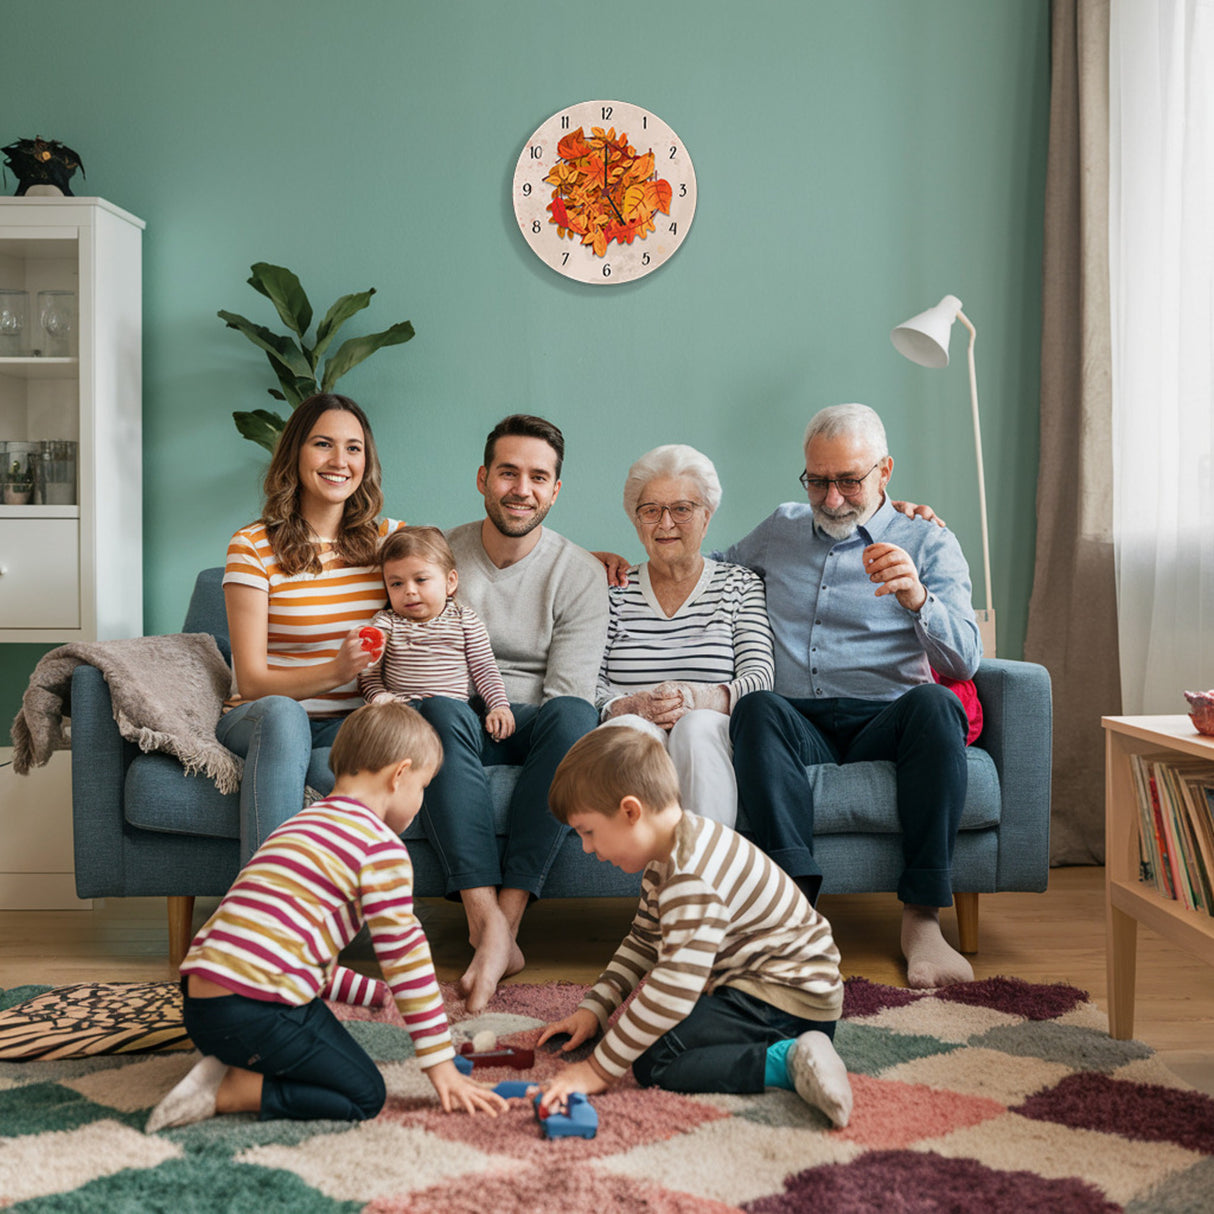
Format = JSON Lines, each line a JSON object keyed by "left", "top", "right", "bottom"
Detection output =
{"left": 1103, "top": 714, "right": 1214, "bottom": 1038}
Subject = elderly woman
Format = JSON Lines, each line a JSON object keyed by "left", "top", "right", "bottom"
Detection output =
{"left": 597, "top": 444, "right": 775, "bottom": 825}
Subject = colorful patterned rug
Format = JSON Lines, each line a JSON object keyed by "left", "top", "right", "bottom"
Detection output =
{"left": 2, "top": 976, "right": 1213, "bottom": 1212}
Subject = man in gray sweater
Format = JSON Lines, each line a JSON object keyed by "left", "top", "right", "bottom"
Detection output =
{"left": 417, "top": 415, "right": 608, "bottom": 1012}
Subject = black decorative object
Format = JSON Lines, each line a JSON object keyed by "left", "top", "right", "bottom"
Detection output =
{"left": 2, "top": 137, "right": 85, "bottom": 196}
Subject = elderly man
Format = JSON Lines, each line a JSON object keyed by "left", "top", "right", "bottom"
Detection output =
{"left": 725, "top": 404, "right": 981, "bottom": 988}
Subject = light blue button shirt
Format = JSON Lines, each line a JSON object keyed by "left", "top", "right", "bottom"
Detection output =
{"left": 721, "top": 496, "right": 981, "bottom": 701}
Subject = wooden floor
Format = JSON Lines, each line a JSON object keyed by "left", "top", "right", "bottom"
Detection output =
{"left": 2, "top": 866, "right": 1212, "bottom": 1093}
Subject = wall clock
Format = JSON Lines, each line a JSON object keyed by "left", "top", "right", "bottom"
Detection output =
{"left": 512, "top": 100, "right": 697, "bottom": 285}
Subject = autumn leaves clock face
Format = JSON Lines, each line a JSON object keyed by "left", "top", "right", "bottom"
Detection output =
{"left": 512, "top": 100, "right": 697, "bottom": 285}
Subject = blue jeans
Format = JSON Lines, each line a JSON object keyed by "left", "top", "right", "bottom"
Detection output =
{"left": 632, "top": 985, "right": 836, "bottom": 1094}
{"left": 730, "top": 684, "right": 968, "bottom": 907}
{"left": 215, "top": 697, "right": 344, "bottom": 864}
{"left": 182, "top": 986, "right": 385, "bottom": 1121}
{"left": 415, "top": 695, "right": 597, "bottom": 896}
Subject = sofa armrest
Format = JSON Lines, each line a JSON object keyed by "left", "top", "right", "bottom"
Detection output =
{"left": 973, "top": 657, "right": 1053, "bottom": 889}
{"left": 70, "top": 664, "right": 138, "bottom": 898}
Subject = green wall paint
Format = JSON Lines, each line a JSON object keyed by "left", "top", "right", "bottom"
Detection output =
{"left": 1, "top": 0, "right": 1048, "bottom": 728}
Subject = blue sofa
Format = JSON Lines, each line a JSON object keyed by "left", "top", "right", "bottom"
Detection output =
{"left": 70, "top": 568, "right": 1052, "bottom": 965}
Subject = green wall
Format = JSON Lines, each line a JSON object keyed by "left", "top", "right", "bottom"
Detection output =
{"left": 1, "top": 0, "right": 1048, "bottom": 727}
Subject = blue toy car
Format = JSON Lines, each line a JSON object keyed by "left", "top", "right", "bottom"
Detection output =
{"left": 534, "top": 1091, "right": 598, "bottom": 1139}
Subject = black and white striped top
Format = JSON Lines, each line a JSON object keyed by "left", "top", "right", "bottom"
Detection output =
{"left": 596, "top": 559, "right": 775, "bottom": 713}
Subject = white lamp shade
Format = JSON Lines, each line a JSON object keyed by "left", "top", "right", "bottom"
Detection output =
{"left": 890, "top": 294, "right": 963, "bottom": 368}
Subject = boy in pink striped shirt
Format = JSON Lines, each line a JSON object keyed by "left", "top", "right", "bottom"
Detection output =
{"left": 146, "top": 702, "right": 505, "bottom": 1131}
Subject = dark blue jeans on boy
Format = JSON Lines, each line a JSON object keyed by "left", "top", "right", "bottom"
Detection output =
{"left": 632, "top": 985, "right": 837, "bottom": 1094}
{"left": 182, "top": 983, "right": 385, "bottom": 1121}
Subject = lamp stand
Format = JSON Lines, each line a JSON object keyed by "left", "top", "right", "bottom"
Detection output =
{"left": 957, "top": 309, "right": 996, "bottom": 656}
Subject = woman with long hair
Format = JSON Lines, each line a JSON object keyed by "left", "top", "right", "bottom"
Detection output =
{"left": 216, "top": 392, "right": 402, "bottom": 861}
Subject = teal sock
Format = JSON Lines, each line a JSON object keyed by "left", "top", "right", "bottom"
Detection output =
{"left": 764, "top": 1039, "right": 796, "bottom": 1089}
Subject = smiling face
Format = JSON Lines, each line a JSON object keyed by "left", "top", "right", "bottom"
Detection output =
{"left": 383, "top": 554, "right": 457, "bottom": 623}
{"left": 477, "top": 434, "right": 562, "bottom": 539}
{"left": 297, "top": 409, "right": 366, "bottom": 516}
{"left": 632, "top": 473, "right": 710, "bottom": 567}
{"left": 803, "top": 432, "right": 891, "bottom": 540}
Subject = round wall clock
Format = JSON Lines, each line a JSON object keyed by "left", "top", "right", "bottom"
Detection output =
{"left": 512, "top": 100, "right": 697, "bottom": 285}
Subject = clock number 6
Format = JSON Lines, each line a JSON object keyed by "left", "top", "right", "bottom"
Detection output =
{"left": 602, "top": 263, "right": 611, "bottom": 278}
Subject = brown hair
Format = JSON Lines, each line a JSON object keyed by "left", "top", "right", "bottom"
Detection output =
{"left": 483, "top": 414, "right": 565, "bottom": 480}
{"left": 379, "top": 526, "right": 456, "bottom": 580}
{"left": 261, "top": 392, "right": 385, "bottom": 576}
{"left": 328, "top": 700, "right": 443, "bottom": 778}
{"left": 548, "top": 727, "right": 681, "bottom": 824}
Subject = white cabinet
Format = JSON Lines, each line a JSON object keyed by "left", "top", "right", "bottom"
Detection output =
{"left": 0, "top": 197, "right": 143, "bottom": 642}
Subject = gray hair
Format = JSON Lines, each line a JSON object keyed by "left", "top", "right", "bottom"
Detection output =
{"left": 803, "top": 404, "right": 888, "bottom": 460}
{"left": 622, "top": 444, "right": 723, "bottom": 518}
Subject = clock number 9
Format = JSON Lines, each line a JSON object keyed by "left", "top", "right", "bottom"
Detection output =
{"left": 522, "top": 183, "right": 532, "bottom": 196}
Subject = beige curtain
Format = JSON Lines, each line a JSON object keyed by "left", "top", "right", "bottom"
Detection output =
{"left": 1024, "top": 0, "right": 1119, "bottom": 864}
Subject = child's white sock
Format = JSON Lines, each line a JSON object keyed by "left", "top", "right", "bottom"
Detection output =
{"left": 787, "top": 1030, "right": 853, "bottom": 1128}
{"left": 146, "top": 1055, "right": 228, "bottom": 1132}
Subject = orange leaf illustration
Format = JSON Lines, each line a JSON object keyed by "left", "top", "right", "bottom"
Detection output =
{"left": 537, "top": 124, "right": 675, "bottom": 259}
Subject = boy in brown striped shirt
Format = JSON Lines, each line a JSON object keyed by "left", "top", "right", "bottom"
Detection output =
{"left": 538, "top": 726, "right": 853, "bottom": 1128}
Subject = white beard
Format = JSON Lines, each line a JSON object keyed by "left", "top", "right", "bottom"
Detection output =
{"left": 813, "top": 509, "right": 860, "bottom": 540}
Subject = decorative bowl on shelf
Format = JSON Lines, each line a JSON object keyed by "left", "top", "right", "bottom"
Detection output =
{"left": 1184, "top": 690, "right": 1214, "bottom": 736}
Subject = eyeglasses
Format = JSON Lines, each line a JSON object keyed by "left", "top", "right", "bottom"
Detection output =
{"left": 635, "top": 500, "right": 703, "bottom": 525}
{"left": 799, "top": 462, "right": 881, "bottom": 496}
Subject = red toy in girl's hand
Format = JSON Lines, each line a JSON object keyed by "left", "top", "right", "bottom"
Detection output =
{"left": 359, "top": 626, "right": 384, "bottom": 654}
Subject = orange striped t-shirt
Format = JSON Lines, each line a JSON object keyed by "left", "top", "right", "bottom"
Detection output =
{"left": 223, "top": 518, "right": 402, "bottom": 717}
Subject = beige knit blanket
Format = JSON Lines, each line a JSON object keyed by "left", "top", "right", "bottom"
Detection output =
{"left": 10, "top": 633, "right": 241, "bottom": 794}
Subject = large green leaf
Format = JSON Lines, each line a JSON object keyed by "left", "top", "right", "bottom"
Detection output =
{"left": 313, "top": 289, "right": 374, "bottom": 360}
{"left": 320, "top": 321, "right": 415, "bottom": 391}
{"left": 247, "top": 263, "right": 313, "bottom": 340}
{"left": 218, "top": 311, "right": 313, "bottom": 379}
{"left": 270, "top": 374, "right": 318, "bottom": 409}
{"left": 233, "top": 408, "right": 286, "bottom": 452}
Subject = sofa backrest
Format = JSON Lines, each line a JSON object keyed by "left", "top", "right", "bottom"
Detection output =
{"left": 183, "top": 567, "right": 231, "bottom": 665}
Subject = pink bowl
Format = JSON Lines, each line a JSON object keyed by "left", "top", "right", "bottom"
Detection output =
{"left": 1184, "top": 690, "right": 1214, "bottom": 736}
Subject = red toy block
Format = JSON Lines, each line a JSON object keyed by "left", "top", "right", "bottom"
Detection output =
{"left": 456, "top": 1043, "right": 535, "bottom": 1070}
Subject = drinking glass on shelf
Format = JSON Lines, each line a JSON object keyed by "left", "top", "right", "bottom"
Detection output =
{"left": 39, "top": 438, "right": 77, "bottom": 504}
{"left": 37, "top": 290, "right": 76, "bottom": 358}
{"left": 0, "top": 290, "right": 29, "bottom": 356}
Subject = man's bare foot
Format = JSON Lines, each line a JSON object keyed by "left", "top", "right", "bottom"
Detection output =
{"left": 901, "top": 903, "right": 974, "bottom": 989}
{"left": 458, "top": 912, "right": 525, "bottom": 1013}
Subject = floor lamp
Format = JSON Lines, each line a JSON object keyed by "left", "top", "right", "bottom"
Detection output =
{"left": 890, "top": 294, "right": 996, "bottom": 656}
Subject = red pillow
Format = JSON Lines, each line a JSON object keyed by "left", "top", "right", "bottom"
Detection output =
{"left": 933, "top": 671, "right": 983, "bottom": 745}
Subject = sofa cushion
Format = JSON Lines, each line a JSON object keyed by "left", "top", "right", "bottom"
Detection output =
{"left": 127, "top": 746, "right": 999, "bottom": 842}
{"left": 125, "top": 753, "right": 240, "bottom": 838}
{"left": 807, "top": 747, "right": 1000, "bottom": 836}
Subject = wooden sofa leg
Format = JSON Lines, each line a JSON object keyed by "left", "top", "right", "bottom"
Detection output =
{"left": 954, "top": 892, "right": 979, "bottom": 954}
{"left": 167, "top": 896, "right": 195, "bottom": 968}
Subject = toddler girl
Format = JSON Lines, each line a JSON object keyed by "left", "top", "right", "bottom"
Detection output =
{"left": 359, "top": 526, "right": 515, "bottom": 740}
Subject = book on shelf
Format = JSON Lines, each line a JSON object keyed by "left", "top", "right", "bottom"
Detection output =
{"left": 1128, "top": 752, "right": 1214, "bottom": 916}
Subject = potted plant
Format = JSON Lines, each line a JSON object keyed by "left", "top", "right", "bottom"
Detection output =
{"left": 4, "top": 456, "right": 33, "bottom": 504}
{"left": 220, "top": 263, "right": 415, "bottom": 452}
